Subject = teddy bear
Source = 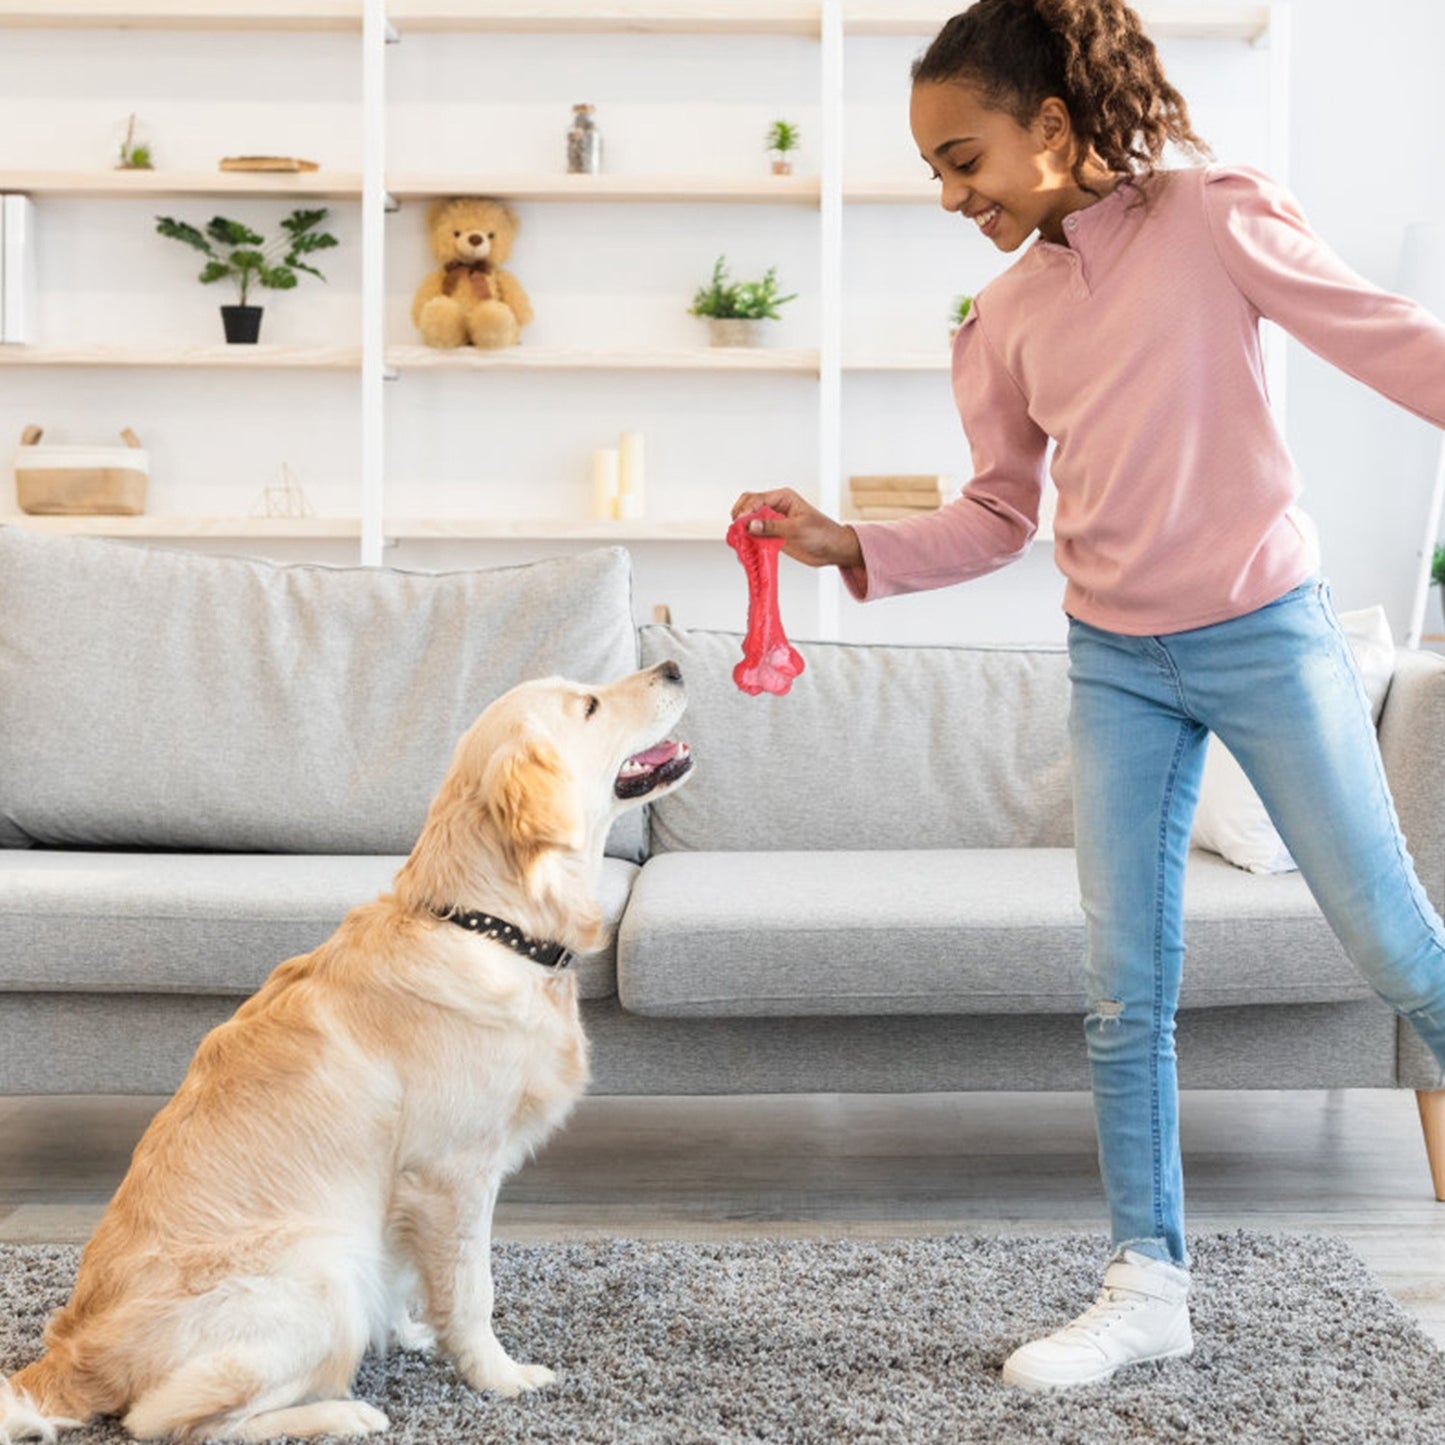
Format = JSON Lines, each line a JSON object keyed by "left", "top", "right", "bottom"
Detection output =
{"left": 412, "top": 197, "right": 533, "bottom": 349}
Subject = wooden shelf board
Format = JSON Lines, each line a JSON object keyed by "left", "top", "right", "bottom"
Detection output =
{"left": 844, "top": 350, "right": 951, "bottom": 371}
{"left": 0, "top": 1, "right": 1270, "bottom": 41}
{"left": 0, "top": 344, "right": 361, "bottom": 368}
{"left": 0, "top": 344, "right": 955, "bottom": 373}
{"left": 390, "top": 0, "right": 819, "bottom": 34}
{"left": 1, "top": 169, "right": 946, "bottom": 208}
{"left": 844, "top": 2, "right": 1270, "bottom": 42}
{"left": 1, "top": 515, "right": 726, "bottom": 543}
{"left": 0, "top": 170, "right": 362, "bottom": 199}
{"left": 0, "top": 0, "right": 359, "bottom": 29}
{"left": 387, "top": 344, "right": 818, "bottom": 373}
{"left": 2, "top": 515, "right": 362, "bottom": 538}
{"left": 387, "top": 173, "right": 820, "bottom": 204}
{"left": 845, "top": 177, "right": 939, "bottom": 204}
{"left": 384, "top": 517, "right": 724, "bottom": 541}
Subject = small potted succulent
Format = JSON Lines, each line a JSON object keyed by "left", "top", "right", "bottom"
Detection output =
{"left": 117, "top": 114, "right": 153, "bottom": 170}
{"left": 766, "top": 120, "right": 800, "bottom": 176}
{"left": 688, "top": 255, "right": 797, "bottom": 347}
{"left": 155, "top": 208, "right": 339, "bottom": 344}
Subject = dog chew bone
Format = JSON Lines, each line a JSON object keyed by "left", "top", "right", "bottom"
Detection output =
{"left": 726, "top": 505, "right": 806, "bottom": 697}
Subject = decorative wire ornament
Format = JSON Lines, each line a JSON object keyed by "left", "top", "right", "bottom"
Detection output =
{"left": 251, "top": 462, "right": 315, "bottom": 518}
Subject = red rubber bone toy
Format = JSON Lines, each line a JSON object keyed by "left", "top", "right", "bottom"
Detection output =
{"left": 726, "top": 505, "right": 806, "bottom": 697}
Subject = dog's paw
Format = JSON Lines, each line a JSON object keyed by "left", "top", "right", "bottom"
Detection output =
{"left": 230, "top": 1400, "right": 390, "bottom": 1440}
{"left": 459, "top": 1354, "right": 557, "bottom": 1398}
{"left": 390, "top": 1312, "right": 437, "bottom": 1354}
{"left": 334, "top": 1401, "right": 391, "bottom": 1435}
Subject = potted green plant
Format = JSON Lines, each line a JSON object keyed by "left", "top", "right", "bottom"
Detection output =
{"left": 766, "top": 119, "right": 800, "bottom": 176}
{"left": 949, "top": 293, "right": 973, "bottom": 341}
{"left": 154, "top": 208, "right": 339, "bottom": 344}
{"left": 688, "top": 255, "right": 797, "bottom": 347}
{"left": 1433, "top": 543, "right": 1445, "bottom": 615}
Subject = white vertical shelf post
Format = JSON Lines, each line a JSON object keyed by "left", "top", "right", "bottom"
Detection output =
{"left": 816, "top": 0, "right": 844, "bottom": 639}
{"left": 360, "top": 0, "right": 388, "bottom": 566}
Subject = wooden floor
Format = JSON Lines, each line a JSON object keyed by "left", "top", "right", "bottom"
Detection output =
{"left": 2, "top": 1088, "right": 1443, "bottom": 1346}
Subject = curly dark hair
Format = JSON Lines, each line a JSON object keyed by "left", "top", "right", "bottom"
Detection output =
{"left": 912, "top": 0, "right": 1211, "bottom": 194}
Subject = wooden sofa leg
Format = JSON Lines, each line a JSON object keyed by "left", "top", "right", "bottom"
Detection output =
{"left": 1417, "top": 1090, "right": 1445, "bottom": 1201}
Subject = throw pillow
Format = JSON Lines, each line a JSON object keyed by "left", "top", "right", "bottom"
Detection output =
{"left": 1191, "top": 604, "right": 1395, "bottom": 873}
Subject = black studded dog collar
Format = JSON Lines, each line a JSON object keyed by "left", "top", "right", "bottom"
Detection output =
{"left": 432, "top": 907, "right": 573, "bottom": 970}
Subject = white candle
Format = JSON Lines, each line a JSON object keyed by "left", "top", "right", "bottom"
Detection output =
{"left": 592, "top": 447, "right": 620, "bottom": 519}
{"left": 618, "top": 430, "right": 645, "bottom": 510}
{"left": 616, "top": 492, "right": 645, "bottom": 520}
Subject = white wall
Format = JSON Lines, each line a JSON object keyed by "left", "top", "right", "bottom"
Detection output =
{"left": 2, "top": 2, "right": 1441, "bottom": 647}
{"left": 1285, "top": 0, "right": 1445, "bottom": 640}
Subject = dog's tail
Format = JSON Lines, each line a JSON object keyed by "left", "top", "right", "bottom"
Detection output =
{"left": 0, "top": 1357, "right": 87, "bottom": 1444}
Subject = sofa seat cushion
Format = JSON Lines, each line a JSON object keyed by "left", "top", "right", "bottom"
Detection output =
{"left": 616, "top": 848, "right": 1369, "bottom": 1017}
{"left": 0, "top": 851, "right": 634, "bottom": 1002}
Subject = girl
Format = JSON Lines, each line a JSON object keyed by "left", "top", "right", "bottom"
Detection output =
{"left": 733, "top": 0, "right": 1445, "bottom": 1394}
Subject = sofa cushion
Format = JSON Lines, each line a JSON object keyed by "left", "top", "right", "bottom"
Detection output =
{"left": 638, "top": 625, "right": 1073, "bottom": 853}
{"left": 616, "top": 847, "right": 1370, "bottom": 1017}
{"left": 0, "top": 530, "right": 643, "bottom": 859}
{"left": 0, "top": 851, "right": 635, "bottom": 1002}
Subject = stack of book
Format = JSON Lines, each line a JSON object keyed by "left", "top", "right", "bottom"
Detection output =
{"left": 846, "top": 474, "right": 957, "bottom": 520}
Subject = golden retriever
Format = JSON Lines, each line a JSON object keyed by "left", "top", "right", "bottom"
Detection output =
{"left": 0, "top": 661, "right": 692, "bottom": 1443}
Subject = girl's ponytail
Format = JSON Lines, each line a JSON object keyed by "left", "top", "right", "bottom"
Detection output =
{"left": 913, "top": 0, "right": 1210, "bottom": 190}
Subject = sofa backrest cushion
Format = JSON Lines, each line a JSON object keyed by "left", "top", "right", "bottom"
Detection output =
{"left": 639, "top": 625, "right": 1073, "bottom": 853}
{"left": 0, "top": 529, "right": 643, "bottom": 858}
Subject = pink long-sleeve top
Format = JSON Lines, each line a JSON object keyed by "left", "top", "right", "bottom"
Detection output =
{"left": 842, "top": 165, "right": 1445, "bottom": 635}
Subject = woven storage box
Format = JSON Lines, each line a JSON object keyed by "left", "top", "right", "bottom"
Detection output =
{"left": 15, "top": 425, "right": 148, "bottom": 515}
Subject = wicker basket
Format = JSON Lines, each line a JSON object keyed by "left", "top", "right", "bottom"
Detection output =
{"left": 15, "top": 424, "right": 148, "bottom": 515}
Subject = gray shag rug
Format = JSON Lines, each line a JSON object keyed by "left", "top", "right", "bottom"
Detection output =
{"left": 2, "top": 1231, "right": 1442, "bottom": 1444}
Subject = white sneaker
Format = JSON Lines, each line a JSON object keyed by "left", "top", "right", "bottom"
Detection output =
{"left": 1001, "top": 1250, "right": 1193, "bottom": 1392}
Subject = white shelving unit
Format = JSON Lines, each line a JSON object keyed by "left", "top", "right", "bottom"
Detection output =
{"left": 0, "top": 0, "right": 1287, "bottom": 637}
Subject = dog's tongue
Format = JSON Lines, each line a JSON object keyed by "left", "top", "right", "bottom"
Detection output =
{"left": 628, "top": 739, "right": 682, "bottom": 768}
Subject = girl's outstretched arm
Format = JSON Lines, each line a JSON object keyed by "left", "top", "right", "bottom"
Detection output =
{"left": 1203, "top": 165, "right": 1445, "bottom": 428}
{"left": 733, "top": 301, "right": 1050, "bottom": 604}
{"left": 840, "top": 304, "right": 1050, "bottom": 603}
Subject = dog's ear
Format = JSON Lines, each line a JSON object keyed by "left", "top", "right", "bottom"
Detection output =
{"left": 488, "top": 738, "right": 583, "bottom": 862}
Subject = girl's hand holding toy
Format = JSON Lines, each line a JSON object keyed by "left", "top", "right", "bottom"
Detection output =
{"left": 729, "top": 487, "right": 864, "bottom": 572}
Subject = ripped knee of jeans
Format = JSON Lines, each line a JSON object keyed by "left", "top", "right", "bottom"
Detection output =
{"left": 1086, "top": 998, "right": 1125, "bottom": 1029}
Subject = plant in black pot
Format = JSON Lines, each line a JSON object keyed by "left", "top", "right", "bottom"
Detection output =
{"left": 155, "top": 208, "right": 338, "bottom": 343}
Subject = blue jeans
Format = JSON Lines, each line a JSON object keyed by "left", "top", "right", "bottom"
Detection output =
{"left": 1067, "top": 577, "right": 1445, "bottom": 1269}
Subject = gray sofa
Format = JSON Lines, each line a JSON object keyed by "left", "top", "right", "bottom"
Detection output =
{"left": 2, "top": 527, "right": 1443, "bottom": 1194}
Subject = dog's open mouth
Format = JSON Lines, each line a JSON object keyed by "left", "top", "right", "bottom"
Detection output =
{"left": 615, "top": 738, "right": 693, "bottom": 799}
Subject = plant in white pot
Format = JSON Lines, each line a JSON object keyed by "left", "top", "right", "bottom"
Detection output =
{"left": 155, "top": 208, "right": 339, "bottom": 344}
{"left": 688, "top": 255, "right": 796, "bottom": 348}
{"left": 1433, "top": 544, "right": 1445, "bottom": 618}
{"left": 766, "top": 119, "right": 800, "bottom": 176}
